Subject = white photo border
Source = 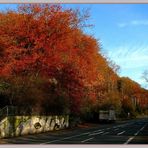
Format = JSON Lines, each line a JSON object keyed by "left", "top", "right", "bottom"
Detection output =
{"left": 0, "top": 1, "right": 148, "bottom": 148}
{"left": 0, "top": 0, "right": 148, "bottom": 3}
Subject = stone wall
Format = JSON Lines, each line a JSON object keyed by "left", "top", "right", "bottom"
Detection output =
{"left": 0, "top": 115, "right": 69, "bottom": 138}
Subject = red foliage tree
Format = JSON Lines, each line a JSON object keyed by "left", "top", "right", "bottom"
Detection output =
{"left": 0, "top": 4, "right": 103, "bottom": 114}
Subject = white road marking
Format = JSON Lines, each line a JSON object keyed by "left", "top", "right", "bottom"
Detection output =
{"left": 40, "top": 121, "right": 143, "bottom": 144}
{"left": 102, "top": 132, "right": 109, "bottom": 135}
{"left": 41, "top": 124, "right": 115, "bottom": 144}
{"left": 89, "top": 131, "right": 104, "bottom": 136}
{"left": 124, "top": 123, "right": 147, "bottom": 144}
{"left": 114, "top": 128, "right": 119, "bottom": 131}
{"left": 40, "top": 132, "right": 90, "bottom": 144}
{"left": 17, "top": 137, "right": 42, "bottom": 142}
{"left": 40, "top": 139, "right": 62, "bottom": 144}
{"left": 117, "top": 131, "right": 125, "bottom": 135}
{"left": 81, "top": 137, "right": 94, "bottom": 143}
{"left": 90, "top": 129, "right": 104, "bottom": 133}
{"left": 140, "top": 125, "right": 146, "bottom": 131}
{"left": 62, "top": 132, "right": 90, "bottom": 140}
{"left": 134, "top": 133, "right": 138, "bottom": 136}
{"left": 124, "top": 137, "right": 134, "bottom": 144}
{"left": 134, "top": 124, "right": 147, "bottom": 136}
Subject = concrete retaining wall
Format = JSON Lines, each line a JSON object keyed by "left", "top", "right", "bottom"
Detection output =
{"left": 0, "top": 115, "right": 69, "bottom": 138}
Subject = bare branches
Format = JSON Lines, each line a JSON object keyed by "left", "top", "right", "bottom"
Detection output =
{"left": 142, "top": 70, "right": 148, "bottom": 83}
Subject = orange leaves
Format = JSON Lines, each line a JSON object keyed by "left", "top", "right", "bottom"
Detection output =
{"left": 1, "top": 4, "right": 147, "bottom": 115}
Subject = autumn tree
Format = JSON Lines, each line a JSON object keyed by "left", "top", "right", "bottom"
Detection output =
{"left": 117, "top": 77, "right": 148, "bottom": 117}
{"left": 0, "top": 4, "right": 147, "bottom": 120}
{"left": 0, "top": 4, "right": 102, "bottom": 116}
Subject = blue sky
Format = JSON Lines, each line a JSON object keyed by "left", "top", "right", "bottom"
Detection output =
{"left": 0, "top": 4, "right": 148, "bottom": 89}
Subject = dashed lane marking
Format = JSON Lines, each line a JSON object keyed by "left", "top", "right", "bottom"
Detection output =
{"left": 117, "top": 131, "right": 125, "bottom": 135}
{"left": 89, "top": 131, "right": 104, "bottom": 136}
{"left": 114, "top": 128, "right": 119, "bottom": 131}
{"left": 102, "top": 132, "right": 109, "bottom": 135}
{"left": 134, "top": 124, "right": 147, "bottom": 136}
{"left": 40, "top": 132, "right": 90, "bottom": 144}
{"left": 124, "top": 123, "right": 147, "bottom": 144}
{"left": 124, "top": 137, "right": 134, "bottom": 144}
{"left": 81, "top": 137, "right": 94, "bottom": 143}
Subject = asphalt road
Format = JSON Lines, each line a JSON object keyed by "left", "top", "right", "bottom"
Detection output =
{"left": 1, "top": 118, "right": 148, "bottom": 144}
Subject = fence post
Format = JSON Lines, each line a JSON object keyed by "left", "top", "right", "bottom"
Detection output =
{"left": 6, "top": 106, "right": 8, "bottom": 116}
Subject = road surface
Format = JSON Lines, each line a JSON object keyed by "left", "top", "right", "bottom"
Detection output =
{"left": 0, "top": 118, "right": 148, "bottom": 144}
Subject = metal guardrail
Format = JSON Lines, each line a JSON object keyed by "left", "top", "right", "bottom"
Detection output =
{"left": 0, "top": 105, "right": 66, "bottom": 122}
{"left": 0, "top": 106, "right": 17, "bottom": 121}
{"left": 0, "top": 106, "right": 32, "bottom": 121}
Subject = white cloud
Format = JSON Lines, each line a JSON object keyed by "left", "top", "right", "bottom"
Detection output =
{"left": 131, "top": 20, "right": 148, "bottom": 25}
{"left": 106, "top": 44, "right": 148, "bottom": 87}
{"left": 109, "top": 45, "right": 148, "bottom": 67}
{"left": 118, "top": 23, "right": 127, "bottom": 28}
{"left": 118, "top": 20, "right": 148, "bottom": 28}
